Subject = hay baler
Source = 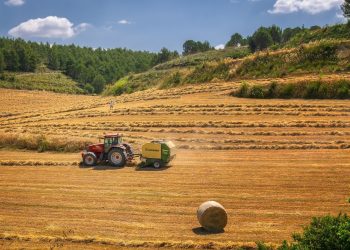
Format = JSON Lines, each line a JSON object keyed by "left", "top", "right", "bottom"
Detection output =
{"left": 82, "top": 134, "right": 175, "bottom": 168}
{"left": 140, "top": 140, "right": 176, "bottom": 168}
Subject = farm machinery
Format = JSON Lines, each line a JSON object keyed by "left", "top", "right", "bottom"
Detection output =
{"left": 82, "top": 134, "right": 176, "bottom": 168}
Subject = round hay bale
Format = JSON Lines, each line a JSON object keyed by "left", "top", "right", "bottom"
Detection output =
{"left": 197, "top": 201, "right": 227, "bottom": 232}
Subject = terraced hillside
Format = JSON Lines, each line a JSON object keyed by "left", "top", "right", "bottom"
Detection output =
{"left": 105, "top": 40, "right": 350, "bottom": 96}
{"left": 0, "top": 72, "right": 349, "bottom": 249}
{"left": 0, "top": 70, "right": 84, "bottom": 94}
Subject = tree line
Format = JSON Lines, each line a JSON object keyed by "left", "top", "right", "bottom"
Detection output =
{"left": 185, "top": 1, "right": 350, "bottom": 54}
{"left": 226, "top": 1, "right": 350, "bottom": 52}
{"left": 180, "top": 24, "right": 339, "bottom": 57}
{"left": 226, "top": 25, "right": 329, "bottom": 52}
{"left": 180, "top": 24, "right": 333, "bottom": 56}
{"left": 0, "top": 38, "right": 38, "bottom": 73}
{"left": 0, "top": 38, "right": 179, "bottom": 93}
{"left": 46, "top": 44, "right": 158, "bottom": 93}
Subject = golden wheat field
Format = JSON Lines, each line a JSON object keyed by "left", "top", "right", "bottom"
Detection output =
{"left": 1, "top": 74, "right": 350, "bottom": 249}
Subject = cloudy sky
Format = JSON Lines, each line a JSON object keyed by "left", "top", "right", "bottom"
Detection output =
{"left": 0, "top": 0, "right": 346, "bottom": 52}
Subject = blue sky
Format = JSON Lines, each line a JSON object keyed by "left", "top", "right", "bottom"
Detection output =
{"left": 0, "top": 0, "right": 346, "bottom": 52}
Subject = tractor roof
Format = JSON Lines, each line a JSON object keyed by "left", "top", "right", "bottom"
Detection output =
{"left": 104, "top": 133, "right": 123, "bottom": 138}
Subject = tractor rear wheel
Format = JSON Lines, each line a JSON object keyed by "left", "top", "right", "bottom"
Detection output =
{"left": 108, "top": 148, "right": 126, "bottom": 167}
{"left": 83, "top": 152, "right": 97, "bottom": 166}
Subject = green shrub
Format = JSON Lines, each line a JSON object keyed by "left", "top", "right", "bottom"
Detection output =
{"left": 257, "top": 242, "right": 274, "bottom": 250}
{"left": 212, "top": 62, "right": 230, "bottom": 80}
{"left": 250, "top": 85, "right": 265, "bottom": 98}
{"left": 267, "top": 82, "right": 278, "bottom": 98}
{"left": 8, "top": 75, "right": 15, "bottom": 82}
{"left": 298, "top": 42, "right": 337, "bottom": 64}
{"left": 305, "top": 81, "right": 322, "bottom": 98}
{"left": 237, "top": 82, "right": 249, "bottom": 97}
{"left": 257, "top": 214, "right": 350, "bottom": 250}
{"left": 103, "top": 77, "right": 129, "bottom": 96}
{"left": 336, "top": 85, "right": 349, "bottom": 99}
{"left": 318, "top": 83, "right": 330, "bottom": 99}
{"left": 289, "top": 214, "right": 350, "bottom": 250}
{"left": 235, "top": 53, "right": 284, "bottom": 78}
{"left": 184, "top": 61, "right": 230, "bottom": 84}
{"left": 161, "top": 72, "right": 182, "bottom": 89}
{"left": 37, "top": 135, "right": 49, "bottom": 153}
{"left": 83, "top": 83, "right": 95, "bottom": 94}
{"left": 231, "top": 80, "right": 350, "bottom": 100}
{"left": 185, "top": 63, "right": 215, "bottom": 83}
{"left": 280, "top": 84, "right": 295, "bottom": 99}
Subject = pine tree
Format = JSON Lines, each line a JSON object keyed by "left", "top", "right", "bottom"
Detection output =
{"left": 268, "top": 25, "right": 282, "bottom": 44}
{"left": 0, "top": 51, "right": 5, "bottom": 72}
{"left": 92, "top": 74, "right": 106, "bottom": 93}
{"left": 250, "top": 27, "right": 273, "bottom": 52}
{"left": 4, "top": 49, "right": 20, "bottom": 71}
{"left": 226, "top": 33, "right": 244, "bottom": 47}
{"left": 342, "top": 0, "right": 350, "bottom": 19}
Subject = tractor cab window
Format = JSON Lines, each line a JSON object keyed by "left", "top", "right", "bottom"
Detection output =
{"left": 104, "top": 137, "right": 121, "bottom": 148}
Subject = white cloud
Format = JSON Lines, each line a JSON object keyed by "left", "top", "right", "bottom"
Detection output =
{"left": 215, "top": 44, "right": 225, "bottom": 50}
{"left": 336, "top": 11, "right": 347, "bottom": 22}
{"left": 74, "top": 23, "right": 91, "bottom": 33}
{"left": 103, "top": 25, "right": 113, "bottom": 31}
{"left": 118, "top": 19, "right": 131, "bottom": 25}
{"left": 8, "top": 16, "right": 90, "bottom": 39}
{"left": 269, "top": 0, "right": 343, "bottom": 14}
{"left": 4, "top": 0, "right": 25, "bottom": 6}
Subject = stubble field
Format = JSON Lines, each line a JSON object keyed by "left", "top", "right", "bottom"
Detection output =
{"left": 0, "top": 74, "right": 350, "bottom": 249}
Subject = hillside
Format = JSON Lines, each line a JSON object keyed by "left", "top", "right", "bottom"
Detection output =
{"left": 103, "top": 46, "right": 250, "bottom": 95}
{"left": 0, "top": 37, "right": 157, "bottom": 94}
{"left": 284, "top": 23, "right": 350, "bottom": 47}
{"left": 1, "top": 23, "right": 350, "bottom": 96}
{"left": 0, "top": 68, "right": 84, "bottom": 94}
{"left": 104, "top": 39, "right": 350, "bottom": 96}
{"left": 2, "top": 39, "right": 348, "bottom": 97}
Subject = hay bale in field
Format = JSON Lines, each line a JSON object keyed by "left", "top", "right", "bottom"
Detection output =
{"left": 197, "top": 201, "right": 227, "bottom": 232}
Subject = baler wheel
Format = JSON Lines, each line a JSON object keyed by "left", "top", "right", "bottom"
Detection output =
{"left": 153, "top": 160, "right": 163, "bottom": 169}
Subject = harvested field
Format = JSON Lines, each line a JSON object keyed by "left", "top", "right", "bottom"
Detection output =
{"left": 0, "top": 149, "right": 349, "bottom": 249}
{"left": 0, "top": 75, "right": 350, "bottom": 249}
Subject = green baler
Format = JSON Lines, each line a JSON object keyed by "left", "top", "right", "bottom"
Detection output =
{"left": 140, "top": 140, "right": 176, "bottom": 168}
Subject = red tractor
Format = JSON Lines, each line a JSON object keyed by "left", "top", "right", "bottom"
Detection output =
{"left": 82, "top": 134, "right": 134, "bottom": 167}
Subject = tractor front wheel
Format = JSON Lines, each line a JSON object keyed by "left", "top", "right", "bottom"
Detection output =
{"left": 83, "top": 152, "right": 97, "bottom": 166}
{"left": 108, "top": 148, "right": 126, "bottom": 167}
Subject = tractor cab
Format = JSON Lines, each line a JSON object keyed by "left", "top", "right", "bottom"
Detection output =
{"left": 103, "top": 134, "right": 123, "bottom": 153}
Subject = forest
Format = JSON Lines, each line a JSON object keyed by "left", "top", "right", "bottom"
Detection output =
{"left": 0, "top": 38, "right": 158, "bottom": 93}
